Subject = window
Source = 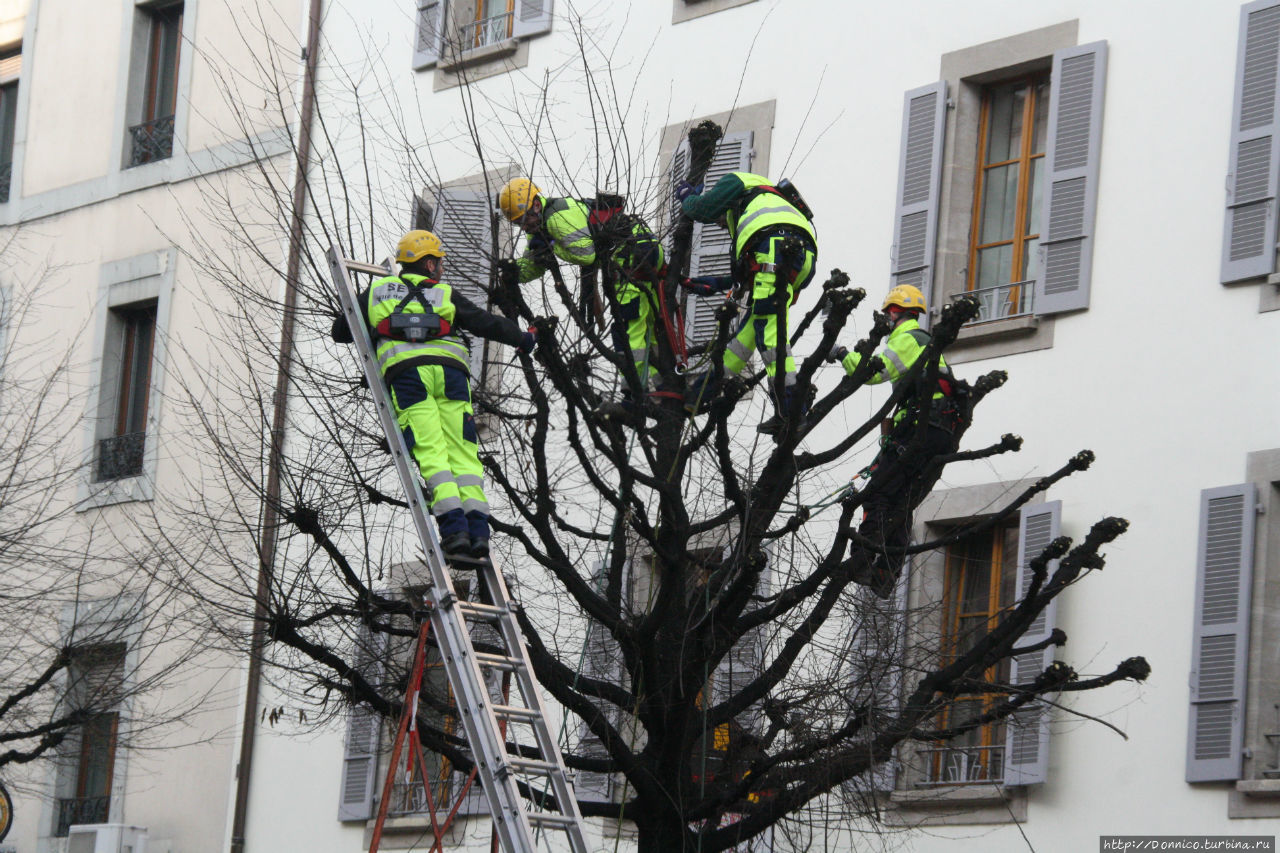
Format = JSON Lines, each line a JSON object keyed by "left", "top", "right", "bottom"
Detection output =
{"left": 465, "top": 0, "right": 515, "bottom": 49}
{"left": 54, "top": 645, "right": 125, "bottom": 837}
{"left": 1194, "top": 450, "right": 1280, "bottom": 819}
{"left": 1222, "top": 1, "right": 1280, "bottom": 284}
{"left": 81, "top": 250, "right": 174, "bottom": 508}
{"left": 672, "top": 0, "right": 759, "bottom": 25}
{"left": 95, "top": 301, "right": 157, "bottom": 482}
{"left": 967, "top": 76, "right": 1049, "bottom": 321}
{"left": 338, "top": 584, "right": 489, "bottom": 823}
{"left": 413, "top": 0, "right": 552, "bottom": 80}
{"left": 923, "top": 522, "right": 1018, "bottom": 785}
{"left": 884, "top": 484, "right": 1059, "bottom": 823}
{"left": 893, "top": 23, "right": 1105, "bottom": 359}
{"left": 0, "top": 46, "right": 21, "bottom": 203}
{"left": 128, "top": 3, "right": 183, "bottom": 167}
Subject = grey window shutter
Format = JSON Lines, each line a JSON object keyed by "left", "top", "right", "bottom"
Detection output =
{"left": 1033, "top": 42, "right": 1108, "bottom": 315}
{"left": 434, "top": 187, "right": 494, "bottom": 378}
{"left": 413, "top": 0, "right": 444, "bottom": 70}
{"left": 511, "top": 0, "right": 553, "bottom": 39}
{"left": 685, "top": 131, "right": 753, "bottom": 346}
{"left": 1222, "top": 1, "right": 1280, "bottom": 283}
{"left": 337, "top": 627, "right": 387, "bottom": 821}
{"left": 1186, "top": 484, "right": 1257, "bottom": 782}
{"left": 1003, "top": 500, "right": 1062, "bottom": 786}
{"left": 574, "top": 561, "right": 630, "bottom": 803}
{"left": 711, "top": 547, "right": 772, "bottom": 735}
{"left": 841, "top": 570, "right": 909, "bottom": 794}
{"left": 890, "top": 82, "right": 946, "bottom": 297}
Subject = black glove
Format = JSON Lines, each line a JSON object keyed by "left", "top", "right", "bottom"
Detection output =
{"left": 517, "top": 328, "right": 537, "bottom": 355}
{"left": 498, "top": 258, "right": 519, "bottom": 287}
{"left": 827, "top": 345, "right": 849, "bottom": 364}
{"left": 330, "top": 314, "right": 354, "bottom": 344}
{"left": 527, "top": 233, "right": 553, "bottom": 261}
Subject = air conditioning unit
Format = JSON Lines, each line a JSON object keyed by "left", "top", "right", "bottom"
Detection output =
{"left": 66, "top": 824, "right": 148, "bottom": 853}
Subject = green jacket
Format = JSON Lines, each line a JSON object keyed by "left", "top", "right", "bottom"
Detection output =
{"left": 681, "top": 172, "right": 815, "bottom": 258}
{"left": 842, "top": 317, "right": 952, "bottom": 424}
{"left": 515, "top": 197, "right": 597, "bottom": 282}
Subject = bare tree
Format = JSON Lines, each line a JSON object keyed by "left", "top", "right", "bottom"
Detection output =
{"left": 153, "top": 20, "right": 1151, "bottom": 853}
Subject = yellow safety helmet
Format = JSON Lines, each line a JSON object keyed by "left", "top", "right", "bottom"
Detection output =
{"left": 498, "top": 177, "right": 541, "bottom": 221}
{"left": 883, "top": 284, "right": 926, "bottom": 312}
{"left": 395, "top": 230, "right": 445, "bottom": 264}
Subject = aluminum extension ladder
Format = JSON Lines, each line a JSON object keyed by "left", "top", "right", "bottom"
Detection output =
{"left": 327, "top": 247, "right": 589, "bottom": 853}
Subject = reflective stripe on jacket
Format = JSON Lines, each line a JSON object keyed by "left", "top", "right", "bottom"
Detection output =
{"left": 516, "top": 197, "right": 597, "bottom": 281}
{"left": 366, "top": 274, "right": 469, "bottom": 375}
{"left": 725, "top": 173, "right": 816, "bottom": 258}
{"left": 841, "top": 317, "right": 952, "bottom": 420}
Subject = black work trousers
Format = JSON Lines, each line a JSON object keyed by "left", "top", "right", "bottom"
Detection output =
{"left": 857, "top": 420, "right": 955, "bottom": 578}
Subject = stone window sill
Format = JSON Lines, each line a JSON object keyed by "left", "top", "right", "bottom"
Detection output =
{"left": 440, "top": 39, "right": 519, "bottom": 73}
{"left": 944, "top": 312, "right": 1054, "bottom": 365}
{"left": 885, "top": 784, "right": 1027, "bottom": 825}
{"left": 891, "top": 784, "right": 1010, "bottom": 806}
{"left": 1229, "top": 778, "right": 1280, "bottom": 818}
{"left": 953, "top": 314, "right": 1039, "bottom": 346}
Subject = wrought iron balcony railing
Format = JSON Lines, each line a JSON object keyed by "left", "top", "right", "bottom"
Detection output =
{"left": 95, "top": 432, "right": 145, "bottom": 482}
{"left": 917, "top": 743, "right": 1005, "bottom": 786}
{"left": 128, "top": 114, "right": 175, "bottom": 167}
{"left": 458, "top": 11, "right": 513, "bottom": 50}
{"left": 55, "top": 794, "right": 110, "bottom": 837}
{"left": 953, "top": 280, "right": 1034, "bottom": 325}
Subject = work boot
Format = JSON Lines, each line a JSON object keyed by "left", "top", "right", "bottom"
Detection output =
{"left": 466, "top": 511, "right": 491, "bottom": 560}
{"left": 684, "top": 371, "right": 720, "bottom": 415}
{"left": 597, "top": 398, "right": 648, "bottom": 430}
{"left": 440, "top": 532, "right": 472, "bottom": 560}
{"left": 757, "top": 386, "right": 808, "bottom": 437}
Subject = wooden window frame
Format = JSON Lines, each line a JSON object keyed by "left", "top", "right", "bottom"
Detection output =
{"left": 469, "top": 0, "right": 516, "bottom": 49}
{"left": 74, "top": 712, "right": 119, "bottom": 800}
{"left": 933, "top": 523, "right": 1016, "bottom": 783}
{"left": 142, "top": 3, "right": 183, "bottom": 124}
{"left": 112, "top": 302, "right": 157, "bottom": 439}
{"left": 966, "top": 74, "right": 1049, "bottom": 305}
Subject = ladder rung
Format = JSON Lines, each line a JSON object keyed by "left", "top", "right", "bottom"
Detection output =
{"left": 474, "top": 652, "right": 523, "bottom": 672}
{"left": 340, "top": 258, "right": 391, "bottom": 275}
{"left": 506, "top": 756, "right": 559, "bottom": 776}
{"left": 492, "top": 704, "right": 540, "bottom": 723}
{"left": 527, "top": 812, "right": 577, "bottom": 828}
{"left": 455, "top": 601, "right": 507, "bottom": 623}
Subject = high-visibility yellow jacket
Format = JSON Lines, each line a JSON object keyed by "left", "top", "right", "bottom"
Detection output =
{"left": 515, "top": 197, "right": 597, "bottom": 282}
{"left": 681, "top": 172, "right": 815, "bottom": 258}
{"left": 842, "top": 317, "right": 953, "bottom": 424}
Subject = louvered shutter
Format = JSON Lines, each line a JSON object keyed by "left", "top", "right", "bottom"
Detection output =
{"left": 337, "top": 627, "right": 387, "bottom": 821}
{"left": 575, "top": 561, "right": 629, "bottom": 802}
{"left": 841, "top": 570, "right": 909, "bottom": 794}
{"left": 1003, "top": 501, "right": 1061, "bottom": 786}
{"left": 1223, "top": 2, "right": 1280, "bottom": 283}
{"left": 434, "top": 188, "right": 494, "bottom": 378}
{"left": 712, "top": 548, "right": 772, "bottom": 735}
{"left": 511, "top": 0, "right": 552, "bottom": 39}
{"left": 685, "top": 131, "right": 753, "bottom": 346}
{"left": 1186, "top": 484, "right": 1256, "bottom": 782}
{"left": 1033, "top": 42, "right": 1108, "bottom": 315}
{"left": 890, "top": 82, "right": 947, "bottom": 304}
{"left": 413, "top": 0, "right": 444, "bottom": 70}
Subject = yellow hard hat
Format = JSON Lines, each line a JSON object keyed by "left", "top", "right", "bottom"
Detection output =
{"left": 396, "top": 230, "right": 445, "bottom": 264}
{"left": 883, "top": 284, "right": 926, "bottom": 312}
{"left": 498, "top": 177, "right": 541, "bottom": 221}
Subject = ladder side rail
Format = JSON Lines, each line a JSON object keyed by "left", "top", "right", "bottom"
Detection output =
{"left": 481, "top": 564, "right": 590, "bottom": 849}
{"left": 326, "top": 248, "right": 542, "bottom": 852}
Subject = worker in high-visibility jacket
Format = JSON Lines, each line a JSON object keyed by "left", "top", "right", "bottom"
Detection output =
{"left": 496, "top": 177, "right": 666, "bottom": 401}
{"left": 332, "top": 230, "right": 536, "bottom": 560}
{"left": 676, "top": 171, "right": 817, "bottom": 435}
{"left": 830, "top": 284, "right": 961, "bottom": 598}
